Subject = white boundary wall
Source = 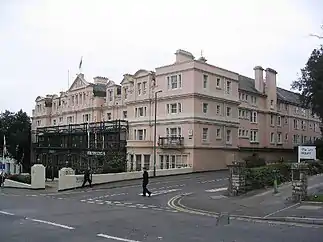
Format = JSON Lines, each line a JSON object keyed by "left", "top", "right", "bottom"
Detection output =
{"left": 58, "top": 167, "right": 193, "bottom": 191}
{"left": 3, "top": 164, "right": 45, "bottom": 189}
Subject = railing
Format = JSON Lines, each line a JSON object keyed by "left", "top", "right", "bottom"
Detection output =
{"left": 158, "top": 136, "right": 184, "bottom": 148}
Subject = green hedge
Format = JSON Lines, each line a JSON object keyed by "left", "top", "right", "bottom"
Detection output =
{"left": 245, "top": 161, "right": 323, "bottom": 192}
{"left": 6, "top": 174, "right": 31, "bottom": 184}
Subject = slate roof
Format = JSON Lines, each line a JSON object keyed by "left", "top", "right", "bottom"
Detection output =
{"left": 238, "top": 75, "right": 301, "bottom": 106}
{"left": 90, "top": 83, "right": 107, "bottom": 97}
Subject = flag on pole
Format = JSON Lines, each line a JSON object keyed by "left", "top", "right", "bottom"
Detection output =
{"left": 79, "top": 56, "right": 83, "bottom": 71}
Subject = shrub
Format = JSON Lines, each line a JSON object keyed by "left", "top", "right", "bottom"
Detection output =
{"left": 244, "top": 161, "right": 323, "bottom": 192}
{"left": 307, "top": 161, "right": 323, "bottom": 175}
{"left": 245, "top": 163, "right": 291, "bottom": 191}
{"left": 7, "top": 174, "right": 31, "bottom": 184}
{"left": 244, "top": 153, "right": 266, "bottom": 168}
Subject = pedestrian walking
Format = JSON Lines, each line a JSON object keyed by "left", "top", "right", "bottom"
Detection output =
{"left": 142, "top": 167, "right": 151, "bottom": 197}
{"left": 82, "top": 168, "right": 92, "bottom": 188}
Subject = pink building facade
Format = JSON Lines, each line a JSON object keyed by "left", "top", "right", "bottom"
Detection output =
{"left": 31, "top": 50, "right": 322, "bottom": 172}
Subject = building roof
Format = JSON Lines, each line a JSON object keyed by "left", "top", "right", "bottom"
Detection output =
{"left": 238, "top": 75, "right": 301, "bottom": 106}
{"left": 91, "top": 83, "right": 107, "bottom": 97}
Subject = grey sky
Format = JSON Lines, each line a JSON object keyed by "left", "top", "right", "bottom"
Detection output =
{"left": 0, "top": 0, "right": 322, "bottom": 115}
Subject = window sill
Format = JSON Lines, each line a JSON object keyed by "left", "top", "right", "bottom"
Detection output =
{"left": 216, "top": 86, "right": 221, "bottom": 90}
{"left": 277, "top": 143, "right": 283, "bottom": 145}
{"left": 202, "top": 141, "right": 210, "bottom": 145}
{"left": 250, "top": 141, "right": 259, "bottom": 144}
{"left": 216, "top": 137, "right": 222, "bottom": 140}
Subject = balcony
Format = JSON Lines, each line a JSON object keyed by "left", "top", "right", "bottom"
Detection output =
{"left": 158, "top": 136, "right": 184, "bottom": 149}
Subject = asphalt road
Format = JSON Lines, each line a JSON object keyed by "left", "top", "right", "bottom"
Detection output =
{"left": 1, "top": 171, "right": 323, "bottom": 242}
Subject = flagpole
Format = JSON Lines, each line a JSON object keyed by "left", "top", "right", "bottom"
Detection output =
{"left": 68, "top": 69, "right": 70, "bottom": 89}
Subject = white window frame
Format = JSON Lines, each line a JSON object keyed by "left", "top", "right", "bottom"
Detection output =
{"left": 203, "top": 74, "right": 208, "bottom": 88}
{"left": 167, "top": 103, "right": 182, "bottom": 115}
{"left": 226, "top": 81, "right": 231, "bottom": 94}
{"left": 216, "top": 105, "right": 221, "bottom": 115}
{"left": 167, "top": 74, "right": 182, "bottom": 90}
{"left": 135, "top": 129, "right": 147, "bottom": 140}
{"left": 277, "top": 132, "right": 282, "bottom": 144}
{"left": 226, "top": 129, "right": 232, "bottom": 144}
{"left": 135, "top": 107, "right": 147, "bottom": 117}
{"left": 203, "top": 103, "right": 208, "bottom": 114}
{"left": 250, "top": 129, "right": 258, "bottom": 143}
{"left": 226, "top": 107, "right": 231, "bottom": 117}
{"left": 216, "top": 128, "right": 221, "bottom": 139}
{"left": 202, "top": 128, "right": 208, "bottom": 141}
{"left": 277, "top": 116, "right": 281, "bottom": 126}
{"left": 216, "top": 78, "right": 221, "bottom": 88}
{"left": 166, "top": 127, "right": 181, "bottom": 137}
{"left": 137, "top": 83, "right": 142, "bottom": 95}
{"left": 250, "top": 111, "right": 257, "bottom": 123}
{"left": 270, "top": 132, "right": 275, "bottom": 144}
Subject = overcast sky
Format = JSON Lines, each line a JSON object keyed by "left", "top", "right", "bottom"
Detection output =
{"left": 0, "top": 0, "right": 322, "bottom": 115}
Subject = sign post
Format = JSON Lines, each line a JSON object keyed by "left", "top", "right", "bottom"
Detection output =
{"left": 298, "top": 146, "right": 316, "bottom": 163}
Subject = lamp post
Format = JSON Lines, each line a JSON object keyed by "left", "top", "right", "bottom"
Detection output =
{"left": 153, "top": 90, "right": 162, "bottom": 177}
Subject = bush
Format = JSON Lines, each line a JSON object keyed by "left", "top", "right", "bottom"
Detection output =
{"left": 244, "top": 161, "right": 323, "bottom": 192}
{"left": 245, "top": 163, "right": 291, "bottom": 191}
{"left": 244, "top": 153, "right": 266, "bottom": 168}
{"left": 307, "top": 161, "right": 323, "bottom": 175}
{"left": 7, "top": 174, "right": 31, "bottom": 184}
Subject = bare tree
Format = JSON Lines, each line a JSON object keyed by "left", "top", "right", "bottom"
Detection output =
{"left": 310, "top": 25, "right": 323, "bottom": 39}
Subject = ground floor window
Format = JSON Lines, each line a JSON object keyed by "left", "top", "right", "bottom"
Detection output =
{"left": 129, "top": 154, "right": 134, "bottom": 171}
{"left": 143, "top": 155, "right": 150, "bottom": 169}
{"left": 158, "top": 154, "right": 189, "bottom": 169}
{"left": 135, "top": 154, "right": 141, "bottom": 171}
{"left": 159, "top": 155, "right": 164, "bottom": 169}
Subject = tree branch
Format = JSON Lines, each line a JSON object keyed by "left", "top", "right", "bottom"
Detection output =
{"left": 309, "top": 34, "right": 323, "bottom": 39}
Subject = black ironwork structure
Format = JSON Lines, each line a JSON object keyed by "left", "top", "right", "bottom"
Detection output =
{"left": 158, "top": 136, "right": 184, "bottom": 149}
{"left": 32, "top": 120, "right": 128, "bottom": 178}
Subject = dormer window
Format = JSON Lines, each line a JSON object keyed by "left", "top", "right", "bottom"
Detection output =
{"left": 124, "top": 87, "right": 128, "bottom": 99}
{"left": 116, "top": 86, "right": 121, "bottom": 95}
{"left": 137, "top": 83, "right": 142, "bottom": 95}
{"left": 108, "top": 90, "right": 113, "bottom": 101}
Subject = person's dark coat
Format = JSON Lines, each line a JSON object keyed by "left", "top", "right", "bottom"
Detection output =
{"left": 143, "top": 170, "right": 149, "bottom": 185}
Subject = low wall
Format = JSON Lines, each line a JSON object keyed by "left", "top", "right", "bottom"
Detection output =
{"left": 4, "top": 179, "right": 32, "bottom": 189}
{"left": 2, "top": 164, "right": 45, "bottom": 190}
{"left": 58, "top": 167, "right": 193, "bottom": 191}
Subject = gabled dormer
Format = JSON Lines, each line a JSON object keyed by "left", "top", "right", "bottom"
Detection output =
{"left": 68, "top": 73, "right": 90, "bottom": 92}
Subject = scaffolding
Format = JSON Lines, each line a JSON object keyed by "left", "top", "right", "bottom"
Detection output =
{"left": 32, "top": 120, "right": 128, "bottom": 178}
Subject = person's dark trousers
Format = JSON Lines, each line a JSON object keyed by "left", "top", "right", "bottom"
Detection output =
{"left": 142, "top": 183, "right": 151, "bottom": 197}
{"left": 82, "top": 177, "right": 92, "bottom": 188}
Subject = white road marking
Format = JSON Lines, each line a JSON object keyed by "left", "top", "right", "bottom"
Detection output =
{"left": 263, "top": 203, "right": 300, "bottom": 218}
{"left": 205, "top": 187, "right": 227, "bottom": 193}
{"left": 27, "top": 218, "right": 75, "bottom": 230}
{"left": 0, "top": 211, "right": 15, "bottom": 216}
{"left": 97, "top": 233, "right": 141, "bottom": 242}
{"left": 138, "top": 188, "right": 181, "bottom": 197}
{"left": 297, "top": 205, "right": 322, "bottom": 210}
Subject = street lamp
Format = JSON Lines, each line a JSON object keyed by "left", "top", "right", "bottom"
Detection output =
{"left": 153, "top": 90, "right": 162, "bottom": 177}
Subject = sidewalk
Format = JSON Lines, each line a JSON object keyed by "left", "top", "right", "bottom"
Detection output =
{"left": 178, "top": 174, "right": 323, "bottom": 221}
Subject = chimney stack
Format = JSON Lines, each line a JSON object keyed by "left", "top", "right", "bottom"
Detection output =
{"left": 253, "top": 66, "right": 264, "bottom": 93}
{"left": 175, "top": 49, "right": 195, "bottom": 63}
{"left": 265, "top": 68, "right": 278, "bottom": 110}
